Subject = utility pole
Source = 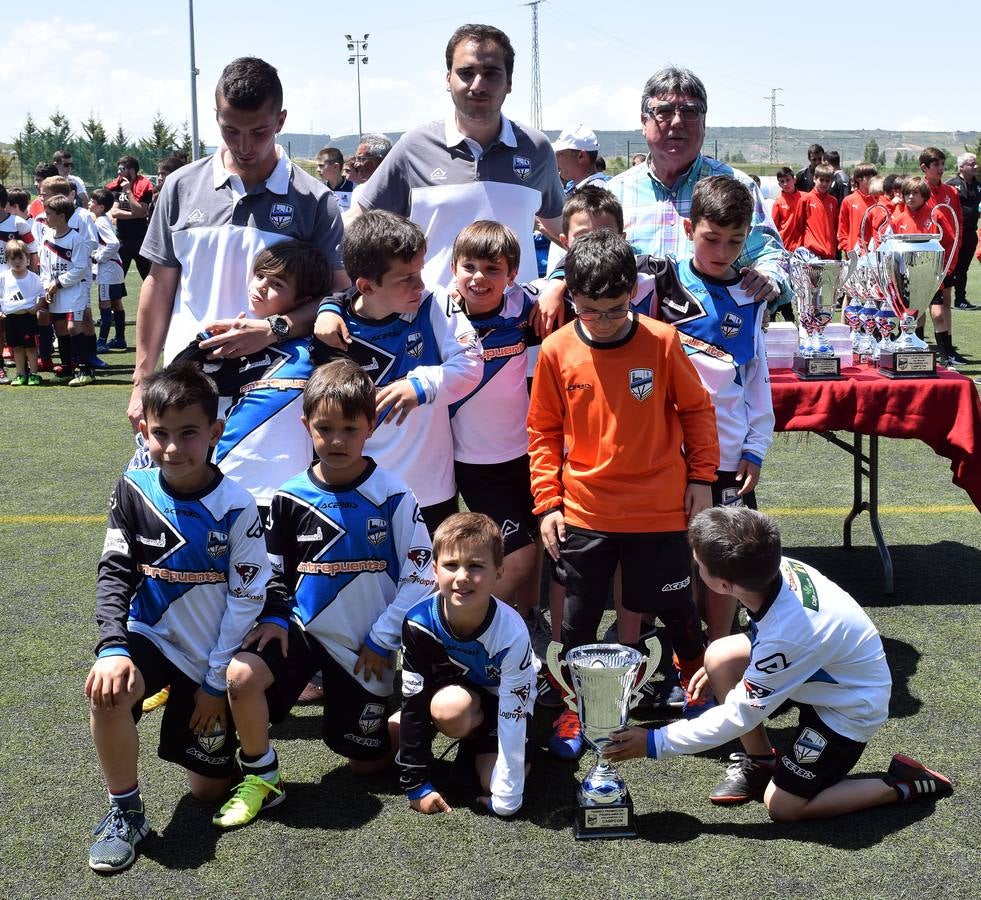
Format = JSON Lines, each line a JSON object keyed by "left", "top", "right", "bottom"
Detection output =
{"left": 526, "top": 1, "right": 545, "bottom": 130}
{"left": 346, "top": 34, "right": 369, "bottom": 138}
{"left": 188, "top": 0, "right": 200, "bottom": 160}
{"left": 765, "top": 87, "right": 783, "bottom": 163}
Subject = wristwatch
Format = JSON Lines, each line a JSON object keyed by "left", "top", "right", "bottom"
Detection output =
{"left": 266, "top": 315, "right": 290, "bottom": 343}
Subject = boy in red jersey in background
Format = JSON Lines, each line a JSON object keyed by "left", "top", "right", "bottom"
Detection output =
{"left": 801, "top": 164, "right": 839, "bottom": 260}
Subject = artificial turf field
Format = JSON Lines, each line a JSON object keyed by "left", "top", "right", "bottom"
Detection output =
{"left": 1, "top": 267, "right": 979, "bottom": 899}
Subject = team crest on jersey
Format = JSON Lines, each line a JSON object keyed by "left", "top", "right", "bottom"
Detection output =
{"left": 406, "top": 332, "right": 423, "bottom": 359}
{"left": 628, "top": 368, "right": 653, "bottom": 401}
{"left": 269, "top": 202, "right": 294, "bottom": 229}
{"left": 512, "top": 155, "right": 531, "bottom": 180}
{"left": 511, "top": 683, "right": 531, "bottom": 705}
{"left": 366, "top": 517, "right": 388, "bottom": 546}
{"left": 206, "top": 530, "right": 228, "bottom": 559}
{"left": 720, "top": 311, "right": 743, "bottom": 338}
{"left": 793, "top": 727, "right": 827, "bottom": 764}
{"left": 743, "top": 679, "right": 773, "bottom": 701}
{"left": 407, "top": 547, "right": 432, "bottom": 571}
{"left": 359, "top": 702, "right": 386, "bottom": 734}
{"left": 234, "top": 562, "right": 262, "bottom": 587}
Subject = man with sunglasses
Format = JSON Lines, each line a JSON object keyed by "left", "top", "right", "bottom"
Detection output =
{"left": 52, "top": 150, "right": 89, "bottom": 208}
{"left": 606, "top": 67, "right": 790, "bottom": 311}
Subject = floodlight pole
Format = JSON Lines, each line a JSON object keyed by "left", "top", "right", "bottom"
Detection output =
{"left": 346, "top": 33, "right": 369, "bottom": 138}
{"left": 189, "top": 0, "right": 201, "bottom": 160}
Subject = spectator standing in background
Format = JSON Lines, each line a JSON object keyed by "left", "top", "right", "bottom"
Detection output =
{"left": 53, "top": 150, "right": 89, "bottom": 208}
{"left": 947, "top": 153, "right": 980, "bottom": 310}
{"left": 795, "top": 144, "right": 825, "bottom": 193}
{"left": 105, "top": 156, "right": 155, "bottom": 280}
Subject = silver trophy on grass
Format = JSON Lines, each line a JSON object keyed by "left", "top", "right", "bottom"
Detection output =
{"left": 790, "top": 251, "right": 856, "bottom": 379}
{"left": 546, "top": 639, "right": 660, "bottom": 839}
{"left": 875, "top": 202, "right": 959, "bottom": 378}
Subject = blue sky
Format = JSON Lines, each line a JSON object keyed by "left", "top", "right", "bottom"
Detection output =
{"left": 2, "top": 1, "right": 973, "bottom": 149}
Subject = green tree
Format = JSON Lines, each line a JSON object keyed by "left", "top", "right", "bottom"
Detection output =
{"left": 863, "top": 138, "right": 880, "bottom": 163}
{"left": 139, "top": 113, "right": 179, "bottom": 157}
{"left": 878, "top": 150, "right": 886, "bottom": 166}
{"left": 47, "top": 111, "right": 73, "bottom": 151}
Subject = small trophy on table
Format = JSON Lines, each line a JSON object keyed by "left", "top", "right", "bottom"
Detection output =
{"left": 790, "top": 250, "right": 856, "bottom": 380}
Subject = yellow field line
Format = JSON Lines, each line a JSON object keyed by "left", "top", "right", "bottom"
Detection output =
{"left": 0, "top": 505, "right": 975, "bottom": 525}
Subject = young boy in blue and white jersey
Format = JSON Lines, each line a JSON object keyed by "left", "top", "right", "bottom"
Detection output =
{"left": 86, "top": 363, "right": 271, "bottom": 873}
{"left": 399, "top": 512, "right": 539, "bottom": 817}
{"left": 213, "top": 359, "right": 435, "bottom": 829}
{"left": 605, "top": 506, "right": 954, "bottom": 821}
{"left": 448, "top": 221, "right": 541, "bottom": 611}
{"left": 631, "top": 176, "right": 774, "bottom": 643}
{"left": 89, "top": 188, "right": 128, "bottom": 351}
{"left": 190, "top": 240, "right": 333, "bottom": 517}
{"left": 315, "top": 210, "right": 483, "bottom": 534}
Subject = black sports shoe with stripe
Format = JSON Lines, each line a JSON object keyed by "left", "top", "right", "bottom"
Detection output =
{"left": 885, "top": 753, "right": 954, "bottom": 800}
{"left": 708, "top": 750, "right": 779, "bottom": 805}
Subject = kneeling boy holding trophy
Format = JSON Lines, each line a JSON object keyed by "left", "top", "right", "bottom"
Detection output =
{"left": 604, "top": 506, "right": 954, "bottom": 821}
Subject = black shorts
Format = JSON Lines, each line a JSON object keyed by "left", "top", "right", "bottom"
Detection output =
{"left": 712, "top": 470, "right": 758, "bottom": 510}
{"left": 127, "top": 631, "right": 239, "bottom": 779}
{"left": 455, "top": 456, "right": 536, "bottom": 555}
{"left": 771, "top": 704, "right": 867, "bottom": 800}
{"left": 930, "top": 289, "right": 945, "bottom": 306}
{"left": 432, "top": 681, "right": 501, "bottom": 755}
{"left": 3, "top": 313, "right": 39, "bottom": 347}
{"left": 98, "top": 283, "right": 127, "bottom": 302}
{"left": 420, "top": 497, "right": 460, "bottom": 538}
{"left": 243, "top": 622, "right": 393, "bottom": 762}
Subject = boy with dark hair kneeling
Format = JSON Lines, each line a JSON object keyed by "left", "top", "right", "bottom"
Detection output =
{"left": 604, "top": 506, "right": 954, "bottom": 821}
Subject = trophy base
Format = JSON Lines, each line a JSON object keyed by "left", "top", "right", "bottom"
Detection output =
{"left": 878, "top": 350, "right": 937, "bottom": 378}
{"left": 793, "top": 354, "right": 843, "bottom": 380}
{"left": 575, "top": 789, "right": 637, "bottom": 840}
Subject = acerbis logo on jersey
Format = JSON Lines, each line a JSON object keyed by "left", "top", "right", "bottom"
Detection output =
{"left": 793, "top": 727, "right": 827, "bottom": 764}
{"left": 755, "top": 653, "right": 789, "bottom": 674}
{"left": 501, "top": 519, "right": 520, "bottom": 540}
{"left": 366, "top": 517, "right": 388, "bottom": 546}
{"left": 661, "top": 576, "right": 691, "bottom": 592}
{"left": 407, "top": 547, "right": 433, "bottom": 571}
{"left": 512, "top": 155, "right": 531, "bottom": 180}
{"left": 719, "top": 311, "right": 743, "bottom": 338}
{"left": 629, "top": 368, "right": 653, "bottom": 401}
{"left": 206, "top": 530, "right": 228, "bottom": 559}
{"left": 359, "top": 702, "right": 386, "bottom": 734}
{"left": 269, "top": 202, "right": 294, "bottom": 229}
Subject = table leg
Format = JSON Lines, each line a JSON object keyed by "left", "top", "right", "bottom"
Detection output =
{"left": 843, "top": 433, "right": 863, "bottom": 549}
{"left": 866, "top": 435, "right": 894, "bottom": 594}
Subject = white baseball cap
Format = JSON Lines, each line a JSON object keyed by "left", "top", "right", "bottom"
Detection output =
{"left": 551, "top": 125, "right": 599, "bottom": 153}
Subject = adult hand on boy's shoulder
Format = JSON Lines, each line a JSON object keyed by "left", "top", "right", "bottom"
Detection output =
{"left": 199, "top": 312, "right": 274, "bottom": 359}
{"left": 314, "top": 309, "right": 352, "bottom": 349}
{"left": 603, "top": 726, "right": 654, "bottom": 762}
{"left": 376, "top": 380, "right": 421, "bottom": 426}
{"left": 354, "top": 643, "right": 392, "bottom": 683}
{"left": 85, "top": 656, "right": 139, "bottom": 709}
{"left": 190, "top": 688, "right": 227, "bottom": 736}
{"left": 411, "top": 791, "right": 452, "bottom": 814}
{"left": 242, "top": 622, "right": 288, "bottom": 656}
{"left": 540, "top": 509, "right": 566, "bottom": 561}
{"left": 736, "top": 459, "right": 761, "bottom": 495}
{"left": 739, "top": 266, "right": 779, "bottom": 302}
{"left": 684, "top": 483, "right": 712, "bottom": 522}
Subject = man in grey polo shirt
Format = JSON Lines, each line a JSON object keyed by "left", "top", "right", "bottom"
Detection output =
{"left": 343, "top": 23, "right": 564, "bottom": 288}
{"left": 127, "top": 56, "right": 348, "bottom": 426}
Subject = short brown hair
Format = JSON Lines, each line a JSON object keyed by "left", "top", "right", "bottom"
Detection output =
{"left": 41, "top": 176, "right": 72, "bottom": 197}
{"left": 561, "top": 185, "right": 624, "bottom": 235}
{"left": 689, "top": 175, "right": 753, "bottom": 231}
{"left": 852, "top": 163, "right": 877, "bottom": 182}
{"left": 43, "top": 195, "right": 75, "bottom": 219}
{"left": 433, "top": 511, "right": 504, "bottom": 568}
{"left": 343, "top": 210, "right": 427, "bottom": 283}
{"left": 688, "top": 507, "right": 782, "bottom": 593}
{"left": 445, "top": 24, "right": 515, "bottom": 78}
{"left": 142, "top": 361, "right": 219, "bottom": 423}
{"left": 302, "top": 358, "right": 375, "bottom": 424}
{"left": 813, "top": 163, "right": 834, "bottom": 180}
{"left": 252, "top": 240, "right": 333, "bottom": 302}
{"left": 4, "top": 238, "right": 27, "bottom": 261}
{"left": 918, "top": 147, "right": 945, "bottom": 168}
{"left": 452, "top": 220, "right": 520, "bottom": 273}
{"left": 901, "top": 176, "right": 931, "bottom": 200}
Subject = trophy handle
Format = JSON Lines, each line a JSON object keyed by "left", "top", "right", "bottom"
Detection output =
{"left": 628, "top": 635, "right": 663, "bottom": 708}
{"left": 930, "top": 201, "right": 960, "bottom": 282}
{"left": 859, "top": 203, "right": 890, "bottom": 255}
{"left": 545, "top": 641, "right": 577, "bottom": 712}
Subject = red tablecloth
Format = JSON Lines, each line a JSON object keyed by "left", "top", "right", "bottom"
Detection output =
{"left": 769, "top": 366, "right": 981, "bottom": 512}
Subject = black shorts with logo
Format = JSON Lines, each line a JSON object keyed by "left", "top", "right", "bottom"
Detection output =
{"left": 454, "top": 456, "right": 536, "bottom": 555}
{"left": 4, "top": 313, "right": 39, "bottom": 347}
{"left": 772, "top": 704, "right": 867, "bottom": 799}
{"left": 243, "top": 621, "right": 393, "bottom": 762}
{"left": 711, "top": 470, "right": 758, "bottom": 510}
{"left": 127, "top": 631, "right": 239, "bottom": 779}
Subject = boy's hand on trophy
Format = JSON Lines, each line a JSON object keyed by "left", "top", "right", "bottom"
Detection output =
{"left": 603, "top": 726, "right": 651, "bottom": 761}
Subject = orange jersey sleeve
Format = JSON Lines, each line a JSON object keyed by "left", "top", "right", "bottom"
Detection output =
{"left": 927, "top": 183, "right": 962, "bottom": 262}
{"left": 527, "top": 317, "right": 718, "bottom": 534}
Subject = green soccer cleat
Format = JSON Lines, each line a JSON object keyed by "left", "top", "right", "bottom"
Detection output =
{"left": 88, "top": 804, "right": 150, "bottom": 873}
{"left": 212, "top": 773, "right": 285, "bottom": 829}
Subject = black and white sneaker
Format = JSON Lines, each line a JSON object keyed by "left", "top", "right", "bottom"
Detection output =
{"left": 708, "top": 750, "right": 778, "bottom": 805}
{"left": 885, "top": 753, "right": 954, "bottom": 800}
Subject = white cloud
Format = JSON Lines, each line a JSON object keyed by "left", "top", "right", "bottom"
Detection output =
{"left": 543, "top": 84, "right": 640, "bottom": 131}
{"left": 899, "top": 115, "right": 944, "bottom": 132}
